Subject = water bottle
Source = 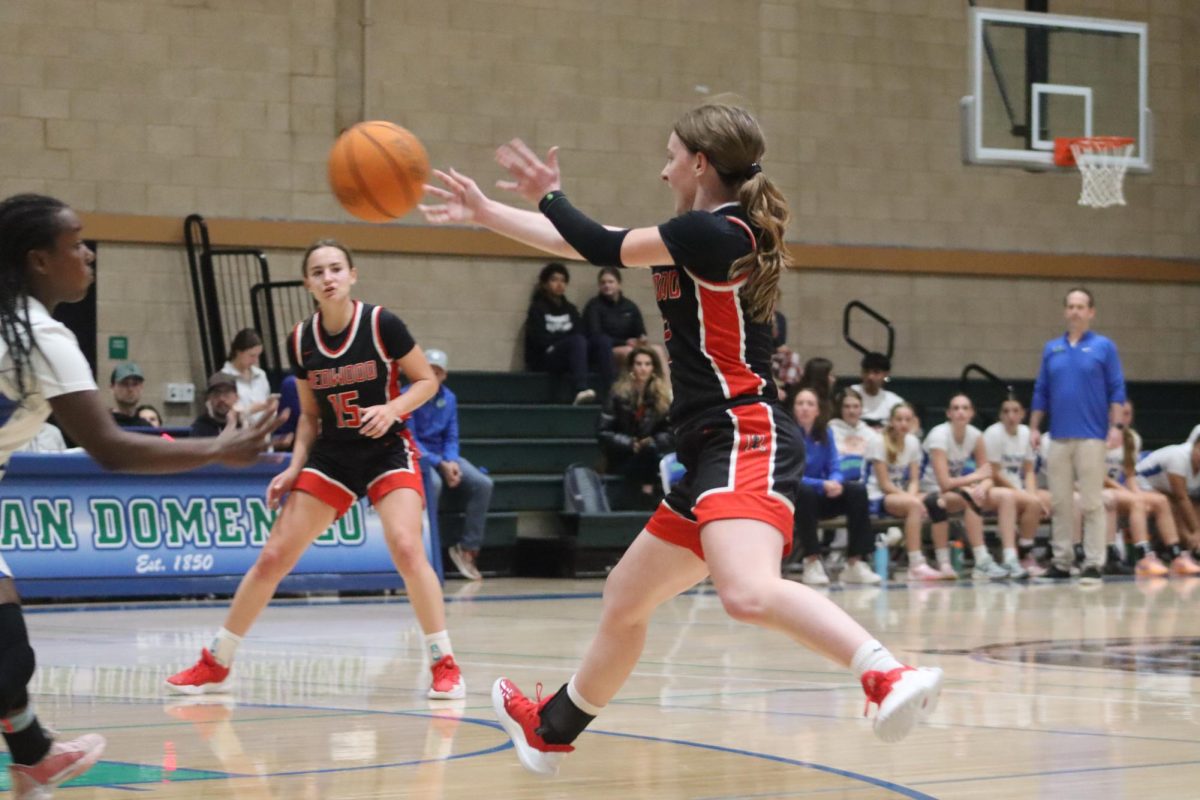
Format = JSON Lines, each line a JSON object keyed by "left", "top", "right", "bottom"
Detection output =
{"left": 950, "top": 540, "right": 964, "bottom": 574}
{"left": 874, "top": 534, "right": 889, "bottom": 581}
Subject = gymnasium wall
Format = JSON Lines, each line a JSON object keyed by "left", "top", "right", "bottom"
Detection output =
{"left": 1, "top": 0, "right": 1197, "bottom": 418}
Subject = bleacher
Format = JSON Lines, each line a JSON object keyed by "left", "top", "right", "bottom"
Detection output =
{"left": 439, "top": 371, "right": 1198, "bottom": 578}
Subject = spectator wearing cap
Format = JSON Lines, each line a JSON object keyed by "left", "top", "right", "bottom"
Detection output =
{"left": 190, "top": 372, "right": 240, "bottom": 437}
{"left": 110, "top": 362, "right": 151, "bottom": 427}
{"left": 849, "top": 352, "right": 904, "bottom": 428}
{"left": 220, "top": 328, "right": 271, "bottom": 427}
{"left": 409, "top": 348, "right": 494, "bottom": 581}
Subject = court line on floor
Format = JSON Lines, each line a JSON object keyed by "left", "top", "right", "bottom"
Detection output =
{"left": 907, "top": 757, "right": 1200, "bottom": 787}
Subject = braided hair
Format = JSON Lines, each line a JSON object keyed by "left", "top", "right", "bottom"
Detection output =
{"left": 0, "top": 194, "right": 71, "bottom": 400}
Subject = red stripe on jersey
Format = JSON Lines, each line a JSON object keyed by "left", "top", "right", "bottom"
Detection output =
{"left": 725, "top": 215, "right": 757, "bottom": 252}
{"left": 314, "top": 301, "right": 363, "bottom": 359}
{"left": 728, "top": 402, "right": 774, "bottom": 496}
{"left": 695, "top": 281, "right": 764, "bottom": 398}
{"left": 290, "top": 322, "right": 304, "bottom": 367}
{"left": 369, "top": 306, "right": 401, "bottom": 401}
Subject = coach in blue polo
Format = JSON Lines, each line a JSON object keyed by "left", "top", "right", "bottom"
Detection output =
{"left": 1029, "top": 288, "right": 1126, "bottom": 584}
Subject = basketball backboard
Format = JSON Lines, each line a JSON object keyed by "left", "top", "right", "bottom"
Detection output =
{"left": 961, "top": 7, "right": 1150, "bottom": 172}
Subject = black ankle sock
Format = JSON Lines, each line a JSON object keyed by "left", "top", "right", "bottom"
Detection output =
{"left": 3, "top": 721, "right": 51, "bottom": 766}
{"left": 1135, "top": 541, "right": 1153, "bottom": 559}
{"left": 536, "top": 684, "right": 595, "bottom": 746}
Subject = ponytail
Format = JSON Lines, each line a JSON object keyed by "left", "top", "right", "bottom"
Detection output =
{"left": 731, "top": 173, "right": 791, "bottom": 323}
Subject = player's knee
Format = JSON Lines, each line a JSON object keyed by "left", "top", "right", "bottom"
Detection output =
{"left": 715, "top": 584, "right": 770, "bottom": 626}
{"left": 250, "top": 545, "right": 293, "bottom": 584}
{"left": 387, "top": 532, "right": 425, "bottom": 572}
{"left": 0, "top": 604, "right": 35, "bottom": 716}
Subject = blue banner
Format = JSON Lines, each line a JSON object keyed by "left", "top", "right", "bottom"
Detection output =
{"left": 0, "top": 453, "right": 441, "bottom": 599}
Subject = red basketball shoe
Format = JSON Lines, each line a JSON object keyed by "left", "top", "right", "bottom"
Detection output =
{"left": 8, "top": 733, "right": 106, "bottom": 799}
{"left": 492, "top": 678, "right": 574, "bottom": 776}
{"left": 428, "top": 655, "right": 466, "bottom": 700}
{"left": 165, "top": 648, "right": 232, "bottom": 695}
{"left": 862, "top": 666, "right": 943, "bottom": 743}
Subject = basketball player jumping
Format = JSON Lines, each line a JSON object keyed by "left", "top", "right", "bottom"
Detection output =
{"left": 421, "top": 103, "right": 943, "bottom": 776}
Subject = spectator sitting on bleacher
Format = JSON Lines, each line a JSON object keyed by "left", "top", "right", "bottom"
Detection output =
{"left": 583, "top": 267, "right": 665, "bottom": 385}
{"left": 1136, "top": 437, "right": 1200, "bottom": 558}
{"left": 220, "top": 328, "right": 270, "bottom": 427}
{"left": 788, "top": 387, "right": 879, "bottom": 587}
{"left": 190, "top": 372, "right": 241, "bottom": 437}
{"left": 769, "top": 310, "right": 802, "bottom": 396}
{"left": 922, "top": 393, "right": 1021, "bottom": 580}
{"left": 410, "top": 348, "right": 494, "bottom": 581}
{"left": 524, "top": 262, "right": 606, "bottom": 405}
{"left": 135, "top": 404, "right": 163, "bottom": 427}
{"left": 597, "top": 346, "right": 673, "bottom": 498}
{"left": 16, "top": 421, "right": 67, "bottom": 453}
{"left": 1102, "top": 401, "right": 1199, "bottom": 577}
{"left": 110, "top": 362, "right": 151, "bottom": 427}
{"left": 866, "top": 402, "right": 947, "bottom": 581}
{"left": 829, "top": 388, "right": 878, "bottom": 483}
{"left": 849, "top": 352, "right": 903, "bottom": 429}
{"left": 983, "top": 396, "right": 1050, "bottom": 577}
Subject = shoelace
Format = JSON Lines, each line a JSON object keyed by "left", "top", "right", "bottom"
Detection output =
{"left": 432, "top": 657, "right": 459, "bottom": 688}
{"left": 860, "top": 667, "right": 912, "bottom": 717}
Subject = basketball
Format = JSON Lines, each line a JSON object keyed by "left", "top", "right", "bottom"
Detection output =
{"left": 327, "top": 121, "right": 430, "bottom": 222}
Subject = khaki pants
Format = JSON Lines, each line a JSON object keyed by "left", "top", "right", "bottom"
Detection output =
{"left": 1047, "top": 438, "right": 1108, "bottom": 569}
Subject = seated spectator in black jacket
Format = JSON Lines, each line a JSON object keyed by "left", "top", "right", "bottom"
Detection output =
{"left": 583, "top": 267, "right": 667, "bottom": 383}
{"left": 597, "top": 347, "right": 674, "bottom": 497}
{"left": 524, "top": 262, "right": 609, "bottom": 404}
{"left": 190, "top": 373, "right": 240, "bottom": 437}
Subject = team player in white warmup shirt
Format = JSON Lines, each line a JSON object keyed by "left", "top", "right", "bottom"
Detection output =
{"left": 922, "top": 394, "right": 1025, "bottom": 579}
{"left": 1136, "top": 439, "right": 1200, "bottom": 555}
{"left": 829, "top": 388, "right": 879, "bottom": 483}
{"left": 1103, "top": 402, "right": 1200, "bottom": 577}
{"left": 0, "top": 193, "right": 281, "bottom": 799}
{"left": 983, "top": 397, "right": 1051, "bottom": 577}
{"left": 866, "top": 403, "right": 951, "bottom": 581}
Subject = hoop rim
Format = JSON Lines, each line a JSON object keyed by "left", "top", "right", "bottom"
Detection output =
{"left": 1053, "top": 136, "right": 1136, "bottom": 168}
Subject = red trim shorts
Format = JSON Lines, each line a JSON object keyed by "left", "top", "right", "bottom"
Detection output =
{"left": 646, "top": 401, "right": 803, "bottom": 560}
{"left": 292, "top": 429, "right": 424, "bottom": 519}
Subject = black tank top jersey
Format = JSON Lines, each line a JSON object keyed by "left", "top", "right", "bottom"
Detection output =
{"left": 653, "top": 203, "right": 778, "bottom": 430}
{"left": 289, "top": 301, "right": 415, "bottom": 444}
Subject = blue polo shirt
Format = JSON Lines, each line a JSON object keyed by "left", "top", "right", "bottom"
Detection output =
{"left": 1031, "top": 330, "right": 1125, "bottom": 440}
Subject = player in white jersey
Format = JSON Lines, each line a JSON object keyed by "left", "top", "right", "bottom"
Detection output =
{"left": 1136, "top": 438, "right": 1200, "bottom": 556}
{"left": 865, "top": 403, "right": 951, "bottom": 581}
{"left": 922, "top": 394, "right": 1022, "bottom": 579}
{"left": 1103, "top": 402, "right": 1199, "bottom": 576}
{"left": 829, "top": 388, "right": 879, "bottom": 483}
{"left": 0, "top": 194, "right": 281, "bottom": 799}
{"left": 983, "top": 397, "right": 1052, "bottom": 578}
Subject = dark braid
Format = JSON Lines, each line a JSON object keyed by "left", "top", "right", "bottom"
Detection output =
{"left": 0, "top": 194, "right": 70, "bottom": 400}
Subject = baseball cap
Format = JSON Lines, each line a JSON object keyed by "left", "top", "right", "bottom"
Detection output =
{"left": 206, "top": 372, "right": 238, "bottom": 393}
{"left": 426, "top": 348, "right": 449, "bottom": 371}
{"left": 111, "top": 362, "right": 144, "bottom": 384}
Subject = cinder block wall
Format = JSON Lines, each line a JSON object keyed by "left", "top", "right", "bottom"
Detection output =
{"left": 1, "top": 0, "right": 1197, "bottom": 422}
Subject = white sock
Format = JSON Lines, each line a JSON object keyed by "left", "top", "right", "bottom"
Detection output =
{"left": 850, "top": 639, "right": 904, "bottom": 677}
{"left": 425, "top": 630, "right": 453, "bottom": 664}
{"left": 566, "top": 675, "right": 605, "bottom": 716}
{"left": 973, "top": 546, "right": 990, "bottom": 564}
{"left": 935, "top": 547, "right": 951, "bottom": 567}
{"left": 1003, "top": 547, "right": 1019, "bottom": 564}
{"left": 209, "top": 628, "right": 242, "bottom": 667}
{"left": 908, "top": 550, "right": 926, "bottom": 567}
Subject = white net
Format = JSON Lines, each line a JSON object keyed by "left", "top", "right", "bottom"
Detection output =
{"left": 1070, "top": 140, "right": 1135, "bottom": 209}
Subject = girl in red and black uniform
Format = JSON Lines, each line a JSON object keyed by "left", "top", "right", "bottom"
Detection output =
{"left": 167, "top": 240, "right": 465, "bottom": 701}
{"left": 422, "top": 103, "right": 942, "bottom": 776}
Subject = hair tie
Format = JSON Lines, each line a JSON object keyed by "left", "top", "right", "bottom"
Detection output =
{"left": 744, "top": 162, "right": 762, "bottom": 179}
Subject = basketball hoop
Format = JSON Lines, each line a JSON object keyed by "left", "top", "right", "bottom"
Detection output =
{"left": 1053, "top": 136, "right": 1135, "bottom": 209}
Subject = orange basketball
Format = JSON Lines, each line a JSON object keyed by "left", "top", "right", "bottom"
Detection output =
{"left": 327, "top": 121, "right": 430, "bottom": 222}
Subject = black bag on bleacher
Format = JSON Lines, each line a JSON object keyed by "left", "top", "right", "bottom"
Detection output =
{"left": 563, "top": 463, "right": 611, "bottom": 514}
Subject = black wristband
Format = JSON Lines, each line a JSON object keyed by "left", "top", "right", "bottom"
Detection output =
{"left": 538, "top": 190, "right": 566, "bottom": 214}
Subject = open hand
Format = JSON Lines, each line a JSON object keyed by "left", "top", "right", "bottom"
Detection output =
{"left": 495, "top": 139, "right": 561, "bottom": 204}
{"left": 419, "top": 168, "right": 489, "bottom": 224}
{"left": 215, "top": 399, "right": 287, "bottom": 466}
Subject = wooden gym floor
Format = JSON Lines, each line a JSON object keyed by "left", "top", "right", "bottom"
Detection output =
{"left": 10, "top": 575, "right": 1200, "bottom": 798}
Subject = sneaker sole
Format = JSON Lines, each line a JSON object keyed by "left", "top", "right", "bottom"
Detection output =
{"left": 428, "top": 682, "right": 467, "bottom": 700}
{"left": 46, "top": 736, "right": 106, "bottom": 787}
{"left": 164, "top": 678, "right": 232, "bottom": 696}
{"left": 448, "top": 550, "right": 483, "bottom": 581}
{"left": 873, "top": 668, "right": 943, "bottom": 744}
{"left": 491, "top": 679, "right": 561, "bottom": 777}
